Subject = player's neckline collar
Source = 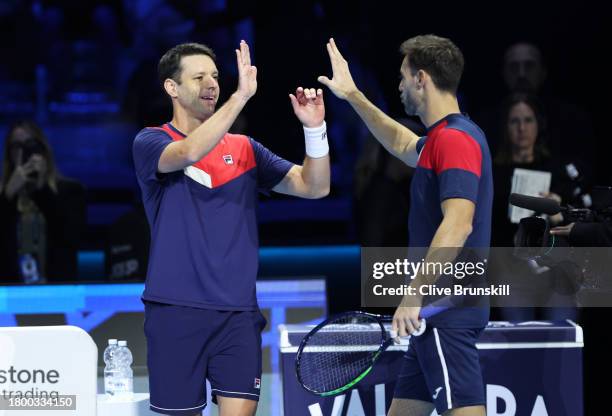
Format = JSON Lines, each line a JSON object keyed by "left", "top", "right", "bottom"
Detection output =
{"left": 166, "top": 122, "right": 187, "bottom": 138}
{"left": 426, "top": 113, "right": 465, "bottom": 133}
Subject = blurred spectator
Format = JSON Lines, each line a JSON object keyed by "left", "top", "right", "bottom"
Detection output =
{"left": 105, "top": 201, "right": 149, "bottom": 281}
{"left": 474, "top": 42, "right": 594, "bottom": 170}
{"left": 0, "top": 120, "right": 85, "bottom": 283}
{"left": 491, "top": 93, "right": 568, "bottom": 246}
{"left": 488, "top": 95, "right": 577, "bottom": 321}
{"left": 353, "top": 117, "right": 425, "bottom": 246}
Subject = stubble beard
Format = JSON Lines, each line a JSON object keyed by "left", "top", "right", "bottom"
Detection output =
{"left": 401, "top": 91, "right": 418, "bottom": 116}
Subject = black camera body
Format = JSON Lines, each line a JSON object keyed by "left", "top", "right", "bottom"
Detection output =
{"left": 510, "top": 187, "right": 612, "bottom": 294}
{"left": 511, "top": 186, "right": 612, "bottom": 251}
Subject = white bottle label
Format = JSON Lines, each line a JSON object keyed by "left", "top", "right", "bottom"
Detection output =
{"left": 104, "top": 378, "right": 115, "bottom": 394}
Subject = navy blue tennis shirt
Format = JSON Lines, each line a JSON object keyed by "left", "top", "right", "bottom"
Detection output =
{"left": 133, "top": 123, "right": 293, "bottom": 310}
{"left": 409, "top": 113, "right": 493, "bottom": 328}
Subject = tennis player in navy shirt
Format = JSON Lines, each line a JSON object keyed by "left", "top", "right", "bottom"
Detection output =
{"left": 133, "top": 41, "right": 329, "bottom": 415}
{"left": 319, "top": 36, "right": 492, "bottom": 415}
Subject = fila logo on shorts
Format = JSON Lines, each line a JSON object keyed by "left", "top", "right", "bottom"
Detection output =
{"left": 254, "top": 378, "right": 261, "bottom": 389}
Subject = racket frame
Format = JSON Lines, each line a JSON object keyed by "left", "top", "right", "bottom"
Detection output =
{"left": 295, "top": 311, "right": 392, "bottom": 396}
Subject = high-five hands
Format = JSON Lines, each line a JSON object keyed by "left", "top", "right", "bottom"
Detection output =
{"left": 317, "top": 38, "right": 359, "bottom": 100}
{"left": 289, "top": 87, "right": 325, "bottom": 128}
{"left": 235, "top": 40, "right": 257, "bottom": 101}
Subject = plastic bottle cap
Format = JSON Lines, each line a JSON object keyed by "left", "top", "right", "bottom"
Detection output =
{"left": 108, "top": 339, "right": 118, "bottom": 345}
{"left": 118, "top": 340, "right": 127, "bottom": 347}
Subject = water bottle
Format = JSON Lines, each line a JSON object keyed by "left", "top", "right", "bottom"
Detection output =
{"left": 113, "top": 340, "right": 134, "bottom": 399}
{"left": 103, "top": 339, "right": 118, "bottom": 396}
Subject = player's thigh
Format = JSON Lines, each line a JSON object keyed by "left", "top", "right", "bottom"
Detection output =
{"left": 416, "top": 327, "right": 485, "bottom": 414}
{"left": 442, "top": 404, "right": 486, "bottom": 416}
{"left": 144, "top": 301, "right": 214, "bottom": 415}
{"left": 217, "top": 396, "right": 257, "bottom": 416}
{"left": 388, "top": 398, "right": 435, "bottom": 416}
{"left": 207, "top": 311, "right": 266, "bottom": 403}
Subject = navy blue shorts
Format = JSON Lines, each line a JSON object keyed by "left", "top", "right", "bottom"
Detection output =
{"left": 144, "top": 301, "right": 267, "bottom": 415}
{"left": 393, "top": 326, "right": 485, "bottom": 414}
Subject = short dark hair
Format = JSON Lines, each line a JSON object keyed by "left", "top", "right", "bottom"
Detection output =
{"left": 399, "top": 35, "right": 464, "bottom": 94}
{"left": 158, "top": 43, "right": 216, "bottom": 85}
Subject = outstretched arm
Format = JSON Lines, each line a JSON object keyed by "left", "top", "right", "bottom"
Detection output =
{"left": 273, "top": 87, "right": 330, "bottom": 199}
{"left": 318, "top": 38, "right": 421, "bottom": 167}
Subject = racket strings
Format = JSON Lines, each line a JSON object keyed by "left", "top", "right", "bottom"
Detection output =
{"left": 298, "top": 315, "right": 386, "bottom": 393}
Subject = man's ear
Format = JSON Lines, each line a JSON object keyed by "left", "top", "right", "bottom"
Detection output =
{"left": 164, "top": 78, "right": 178, "bottom": 98}
{"left": 416, "top": 69, "right": 427, "bottom": 90}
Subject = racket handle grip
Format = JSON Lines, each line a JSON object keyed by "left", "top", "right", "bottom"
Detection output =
{"left": 389, "top": 318, "right": 426, "bottom": 339}
{"left": 413, "top": 318, "right": 427, "bottom": 336}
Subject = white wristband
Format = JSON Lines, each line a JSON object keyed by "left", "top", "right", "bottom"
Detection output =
{"left": 303, "top": 121, "right": 329, "bottom": 158}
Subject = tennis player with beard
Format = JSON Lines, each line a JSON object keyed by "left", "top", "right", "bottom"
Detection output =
{"left": 319, "top": 35, "right": 492, "bottom": 416}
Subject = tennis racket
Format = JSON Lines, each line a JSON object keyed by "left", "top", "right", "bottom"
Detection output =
{"left": 295, "top": 303, "right": 449, "bottom": 396}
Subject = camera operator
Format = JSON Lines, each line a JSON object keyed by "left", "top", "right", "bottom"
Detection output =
{"left": 0, "top": 120, "right": 86, "bottom": 283}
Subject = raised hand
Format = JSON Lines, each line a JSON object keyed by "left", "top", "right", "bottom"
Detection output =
{"left": 5, "top": 153, "right": 39, "bottom": 198}
{"left": 289, "top": 87, "right": 325, "bottom": 128}
{"left": 235, "top": 40, "right": 257, "bottom": 101}
{"left": 317, "top": 38, "right": 358, "bottom": 100}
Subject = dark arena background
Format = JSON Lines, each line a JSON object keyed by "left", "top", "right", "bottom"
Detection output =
{"left": 0, "top": 1, "right": 608, "bottom": 415}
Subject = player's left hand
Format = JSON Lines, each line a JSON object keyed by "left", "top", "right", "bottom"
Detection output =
{"left": 289, "top": 87, "right": 325, "bottom": 128}
{"left": 392, "top": 305, "right": 422, "bottom": 342}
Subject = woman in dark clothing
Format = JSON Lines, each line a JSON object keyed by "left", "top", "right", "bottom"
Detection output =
{"left": 0, "top": 120, "right": 86, "bottom": 283}
{"left": 490, "top": 94, "right": 576, "bottom": 321}
{"left": 491, "top": 93, "right": 566, "bottom": 247}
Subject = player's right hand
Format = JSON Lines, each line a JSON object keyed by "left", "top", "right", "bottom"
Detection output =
{"left": 391, "top": 305, "right": 422, "bottom": 342}
{"left": 235, "top": 40, "right": 257, "bottom": 101}
{"left": 318, "top": 38, "right": 359, "bottom": 100}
